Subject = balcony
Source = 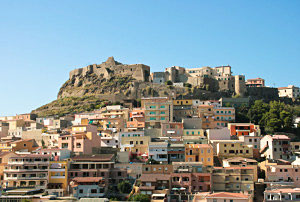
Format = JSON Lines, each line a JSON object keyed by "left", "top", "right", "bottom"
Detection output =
{"left": 5, "top": 168, "right": 48, "bottom": 172}
{"left": 6, "top": 176, "right": 48, "bottom": 180}
{"left": 8, "top": 161, "right": 49, "bottom": 165}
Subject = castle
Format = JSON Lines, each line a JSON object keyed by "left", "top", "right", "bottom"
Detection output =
{"left": 68, "top": 57, "right": 246, "bottom": 95}
{"left": 152, "top": 65, "right": 246, "bottom": 95}
{"left": 69, "top": 56, "right": 151, "bottom": 82}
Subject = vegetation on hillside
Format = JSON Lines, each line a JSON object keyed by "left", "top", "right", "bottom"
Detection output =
{"left": 235, "top": 100, "right": 300, "bottom": 138}
{"left": 32, "top": 96, "right": 111, "bottom": 117}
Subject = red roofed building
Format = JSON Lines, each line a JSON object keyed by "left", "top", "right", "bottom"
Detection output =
{"left": 204, "top": 192, "right": 251, "bottom": 202}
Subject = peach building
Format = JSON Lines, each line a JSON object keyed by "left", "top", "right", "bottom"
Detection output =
{"left": 185, "top": 144, "right": 214, "bottom": 166}
{"left": 0, "top": 139, "right": 39, "bottom": 152}
{"left": 198, "top": 105, "right": 215, "bottom": 129}
{"left": 58, "top": 125, "right": 101, "bottom": 155}
{"left": 246, "top": 78, "right": 265, "bottom": 87}
{"left": 213, "top": 107, "right": 235, "bottom": 127}
{"left": 127, "top": 108, "right": 145, "bottom": 130}
{"left": 141, "top": 97, "right": 173, "bottom": 128}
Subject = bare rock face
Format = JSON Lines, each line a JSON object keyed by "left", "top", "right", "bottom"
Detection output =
{"left": 58, "top": 57, "right": 152, "bottom": 99}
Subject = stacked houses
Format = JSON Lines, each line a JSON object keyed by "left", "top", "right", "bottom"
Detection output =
{"left": 0, "top": 97, "right": 299, "bottom": 202}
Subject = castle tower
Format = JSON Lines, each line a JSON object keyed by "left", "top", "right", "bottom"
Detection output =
{"left": 234, "top": 75, "right": 246, "bottom": 96}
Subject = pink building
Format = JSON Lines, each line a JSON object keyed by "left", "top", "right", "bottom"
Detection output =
{"left": 58, "top": 125, "right": 101, "bottom": 155}
{"left": 246, "top": 78, "right": 265, "bottom": 87}
{"left": 171, "top": 162, "right": 212, "bottom": 193}
{"left": 161, "top": 122, "right": 184, "bottom": 138}
{"left": 265, "top": 164, "right": 300, "bottom": 187}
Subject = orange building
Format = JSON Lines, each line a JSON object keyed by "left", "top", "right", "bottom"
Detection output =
{"left": 0, "top": 139, "right": 38, "bottom": 152}
{"left": 127, "top": 108, "right": 145, "bottom": 130}
{"left": 228, "top": 123, "right": 261, "bottom": 136}
{"left": 185, "top": 144, "right": 214, "bottom": 166}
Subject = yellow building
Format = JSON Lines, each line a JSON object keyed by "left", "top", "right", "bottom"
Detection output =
{"left": 212, "top": 167, "right": 255, "bottom": 196}
{"left": 183, "top": 129, "right": 205, "bottom": 136}
{"left": 47, "top": 161, "right": 68, "bottom": 196}
{"left": 173, "top": 100, "right": 193, "bottom": 106}
{"left": 121, "top": 136, "right": 150, "bottom": 156}
{"left": 213, "top": 140, "right": 253, "bottom": 159}
{"left": 185, "top": 144, "right": 214, "bottom": 166}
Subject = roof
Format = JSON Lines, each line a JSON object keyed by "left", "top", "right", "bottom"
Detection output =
{"left": 10, "top": 154, "right": 51, "bottom": 158}
{"left": 214, "top": 166, "right": 254, "bottom": 170}
{"left": 72, "top": 154, "right": 114, "bottom": 161}
{"left": 224, "top": 157, "right": 257, "bottom": 163}
{"left": 185, "top": 144, "right": 212, "bottom": 149}
{"left": 272, "top": 135, "right": 290, "bottom": 140}
{"left": 206, "top": 192, "right": 249, "bottom": 199}
{"left": 139, "top": 174, "right": 171, "bottom": 182}
{"left": 72, "top": 177, "right": 103, "bottom": 183}
{"left": 266, "top": 188, "right": 300, "bottom": 194}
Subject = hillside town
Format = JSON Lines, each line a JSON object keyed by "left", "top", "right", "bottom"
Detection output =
{"left": 0, "top": 59, "right": 299, "bottom": 202}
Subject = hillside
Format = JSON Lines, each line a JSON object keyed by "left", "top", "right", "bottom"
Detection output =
{"left": 32, "top": 96, "right": 109, "bottom": 117}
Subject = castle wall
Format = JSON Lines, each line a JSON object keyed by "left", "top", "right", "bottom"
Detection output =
{"left": 69, "top": 68, "right": 83, "bottom": 79}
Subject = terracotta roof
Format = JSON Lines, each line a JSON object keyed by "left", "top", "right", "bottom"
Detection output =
{"left": 206, "top": 192, "right": 249, "bottom": 199}
{"left": 0, "top": 152, "right": 13, "bottom": 158}
{"left": 72, "top": 154, "right": 114, "bottom": 161}
{"left": 72, "top": 177, "right": 103, "bottom": 183}
{"left": 272, "top": 135, "right": 290, "bottom": 140}
{"left": 224, "top": 157, "right": 257, "bottom": 163}
{"left": 11, "top": 154, "right": 51, "bottom": 158}
{"left": 139, "top": 174, "right": 171, "bottom": 182}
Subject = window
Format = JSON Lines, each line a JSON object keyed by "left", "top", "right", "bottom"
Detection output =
{"left": 79, "top": 189, "right": 83, "bottom": 193}
{"left": 161, "top": 117, "right": 165, "bottom": 120}
{"left": 91, "top": 189, "right": 97, "bottom": 193}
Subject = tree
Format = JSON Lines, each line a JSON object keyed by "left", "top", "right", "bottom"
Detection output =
{"left": 129, "top": 194, "right": 150, "bottom": 202}
{"left": 184, "top": 83, "right": 192, "bottom": 88}
{"left": 165, "top": 80, "right": 173, "bottom": 85}
{"left": 247, "top": 100, "right": 269, "bottom": 125}
{"left": 145, "top": 158, "right": 160, "bottom": 164}
{"left": 117, "top": 180, "right": 132, "bottom": 194}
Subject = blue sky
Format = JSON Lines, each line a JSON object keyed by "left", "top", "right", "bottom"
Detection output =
{"left": 0, "top": 0, "right": 299, "bottom": 116}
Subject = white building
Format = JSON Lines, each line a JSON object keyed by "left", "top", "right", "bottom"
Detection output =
{"left": 148, "top": 142, "right": 168, "bottom": 162}
{"left": 278, "top": 85, "right": 300, "bottom": 99}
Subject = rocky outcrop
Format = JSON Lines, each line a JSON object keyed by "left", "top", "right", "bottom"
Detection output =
{"left": 58, "top": 57, "right": 151, "bottom": 99}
